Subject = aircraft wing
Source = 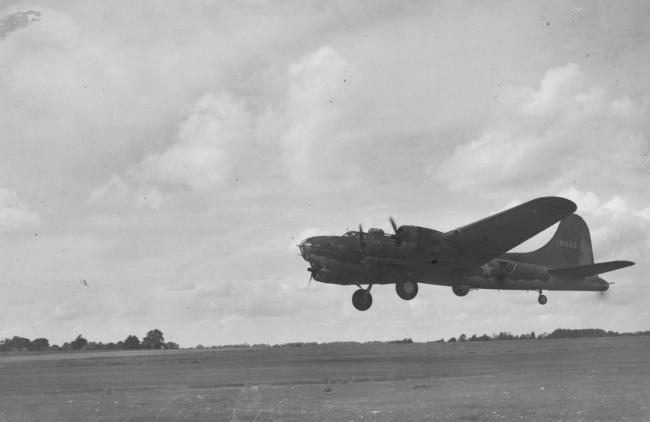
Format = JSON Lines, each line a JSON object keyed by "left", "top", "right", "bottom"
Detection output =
{"left": 442, "top": 197, "right": 577, "bottom": 275}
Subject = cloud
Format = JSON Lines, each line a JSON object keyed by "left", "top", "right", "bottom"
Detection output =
{"left": 557, "top": 187, "right": 649, "bottom": 263}
{"left": 135, "top": 92, "right": 255, "bottom": 190}
{"left": 88, "top": 175, "right": 164, "bottom": 211}
{"left": 53, "top": 294, "right": 108, "bottom": 321}
{"left": 89, "top": 45, "right": 366, "bottom": 208}
{"left": 559, "top": 187, "right": 650, "bottom": 222}
{"left": 0, "top": 187, "right": 41, "bottom": 231}
{"left": 435, "top": 63, "right": 650, "bottom": 196}
{"left": 281, "top": 46, "right": 366, "bottom": 183}
{"left": 0, "top": 10, "right": 41, "bottom": 41}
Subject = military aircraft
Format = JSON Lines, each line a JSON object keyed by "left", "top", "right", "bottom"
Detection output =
{"left": 297, "top": 197, "right": 634, "bottom": 310}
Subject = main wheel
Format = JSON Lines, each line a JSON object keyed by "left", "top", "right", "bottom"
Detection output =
{"left": 396, "top": 281, "right": 418, "bottom": 300}
{"left": 352, "top": 289, "right": 372, "bottom": 311}
{"left": 452, "top": 285, "right": 469, "bottom": 297}
{"left": 538, "top": 294, "right": 548, "bottom": 305}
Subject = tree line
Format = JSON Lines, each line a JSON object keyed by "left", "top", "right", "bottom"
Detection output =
{"left": 0, "top": 329, "right": 179, "bottom": 352}
{"left": 3, "top": 327, "right": 648, "bottom": 352}
{"left": 442, "top": 328, "right": 650, "bottom": 343}
{"left": 190, "top": 328, "right": 650, "bottom": 349}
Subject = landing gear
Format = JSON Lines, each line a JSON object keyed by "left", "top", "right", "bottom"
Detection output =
{"left": 352, "top": 286, "right": 373, "bottom": 311}
{"left": 396, "top": 281, "right": 418, "bottom": 300}
{"left": 538, "top": 290, "right": 548, "bottom": 305}
{"left": 452, "top": 285, "right": 470, "bottom": 297}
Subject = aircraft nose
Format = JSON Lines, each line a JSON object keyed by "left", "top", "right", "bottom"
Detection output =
{"left": 298, "top": 239, "right": 312, "bottom": 260}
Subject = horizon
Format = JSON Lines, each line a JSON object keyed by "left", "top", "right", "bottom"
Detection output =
{"left": 3, "top": 326, "right": 650, "bottom": 350}
{"left": 1, "top": 1, "right": 648, "bottom": 346}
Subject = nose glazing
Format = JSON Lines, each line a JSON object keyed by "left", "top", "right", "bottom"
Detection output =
{"left": 298, "top": 240, "right": 311, "bottom": 260}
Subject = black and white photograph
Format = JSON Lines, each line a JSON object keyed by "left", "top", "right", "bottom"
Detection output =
{"left": 1, "top": 1, "right": 649, "bottom": 420}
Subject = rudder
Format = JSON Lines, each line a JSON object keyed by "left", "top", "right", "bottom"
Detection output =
{"left": 515, "top": 214, "right": 594, "bottom": 268}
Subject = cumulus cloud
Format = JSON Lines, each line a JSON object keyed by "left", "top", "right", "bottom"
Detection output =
{"left": 90, "top": 45, "right": 366, "bottom": 208}
{"left": 281, "top": 46, "right": 366, "bottom": 182}
{"left": 0, "top": 187, "right": 41, "bottom": 231}
{"left": 90, "top": 93, "right": 255, "bottom": 207}
{"left": 556, "top": 187, "right": 650, "bottom": 260}
{"left": 135, "top": 92, "right": 255, "bottom": 190}
{"left": 559, "top": 187, "right": 646, "bottom": 221}
{"left": 436, "top": 63, "right": 650, "bottom": 195}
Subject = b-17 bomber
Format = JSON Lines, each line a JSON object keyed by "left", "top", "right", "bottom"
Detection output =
{"left": 298, "top": 197, "right": 634, "bottom": 310}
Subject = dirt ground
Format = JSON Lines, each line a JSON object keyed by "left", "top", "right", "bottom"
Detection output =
{"left": 0, "top": 336, "right": 648, "bottom": 421}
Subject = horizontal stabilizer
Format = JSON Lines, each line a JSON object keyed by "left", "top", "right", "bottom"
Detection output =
{"left": 548, "top": 260, "right": 635, "bottom": 278}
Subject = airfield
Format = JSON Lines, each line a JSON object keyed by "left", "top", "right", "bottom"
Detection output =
{"left": 0, "top": 336, "right": 648, "bottom": 421}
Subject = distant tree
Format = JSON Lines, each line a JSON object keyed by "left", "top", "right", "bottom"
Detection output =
{"left": 496, "top": 332, "right": 514, "bottom": 340}
{"left": 547, "top": 328, "right": 610, "bottom": 339}
{"left": 164, "top": 342, "right": 179, "bottom": 350}
{"left": 388, "top": 338, "right": 413, "bottom": 344}
{"left": 141, "top": 329, "right": 164, "bottom": 349}
{"left": 477, "top": 334, "right": 491, "bottom": 341}
{"left": 530, "top": 331, "right": 536, "bottom": 340}
{"left": 71, "top": 335, "right": 88, "bottom": 350}
{"left": 30, "top": 338, "right": 50, "bottom": 351}
{"left": 459, "top": 334, "right": 467, "bottom": 342}
{"left": 448, "top": 337, "right": 457, "bottom": 342}
{"left": 5, "top": 336, "right": 31, "bottom": 352}
{"left": 123, "top": 335, "right": 141, "bottom": 349}
{"left": 469, "top": 334, "right": 477, "bottom": 341}
{"left": 196, "top": 344, "right": 205, "bottom": 349}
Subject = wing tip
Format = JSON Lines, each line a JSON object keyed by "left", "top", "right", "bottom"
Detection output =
{"left": 617, "top": 260, "right": 635, "bottom": 268}
{"left": 536, "top": 196, "right": 577, "bottom": 214}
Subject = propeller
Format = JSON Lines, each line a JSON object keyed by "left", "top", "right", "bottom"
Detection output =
{"left": 358, "top": 224, "right": 367, "bottom": 262}
{"left": 389, "top": 216, "right": 403, "bottom": 247}
{"left": 306, "top": 263, "right": 321, "bottom": 290}
{"left": 389, "top": 216, "right": 398, "bottom": 233}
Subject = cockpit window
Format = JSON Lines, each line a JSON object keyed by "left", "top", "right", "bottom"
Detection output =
{"left": 343, "top": 231, "right": 359, "bottom": 238}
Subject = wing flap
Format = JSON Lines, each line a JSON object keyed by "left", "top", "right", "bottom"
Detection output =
{"left": 548, "top": 260, "right": 635, "bottom": 278}
{"left": 442, "top": 197, "right": 577, "bottom": 274}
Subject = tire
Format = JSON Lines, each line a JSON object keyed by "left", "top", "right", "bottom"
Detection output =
{"left": 396, "top": 281, "right": 418, "bottom": 300}
{"left": 538, "top": 294, "right": 548, "bottom": 305}
{"left": 452, "top": 285, "right": 470, "bottom": 297}
{"left": 352, "top": 289, "right": 372, "bottom": 311}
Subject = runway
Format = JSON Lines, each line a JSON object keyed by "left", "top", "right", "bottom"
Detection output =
{"left": 1, "top": 336, "right": 648, "bottom": 421}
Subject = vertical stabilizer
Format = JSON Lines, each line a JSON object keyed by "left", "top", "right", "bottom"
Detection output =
{"left": 512, "top": 214, "right": 594, "bottom": 268}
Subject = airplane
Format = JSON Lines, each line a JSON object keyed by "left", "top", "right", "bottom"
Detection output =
{"left": 297, "top": 197, "right": 635, "bottom": 310}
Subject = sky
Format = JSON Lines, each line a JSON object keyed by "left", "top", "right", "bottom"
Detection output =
{"left": 0, "top": 1, "right": 648, "bottom": 347}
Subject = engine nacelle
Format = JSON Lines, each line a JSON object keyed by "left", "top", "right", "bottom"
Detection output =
{"left": 395, "top": 226, "right": 444, "bottom": 255}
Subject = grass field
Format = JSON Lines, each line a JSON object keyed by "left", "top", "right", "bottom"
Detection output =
{"left": 0, "top": 336, "right": 648, "bottom": 421}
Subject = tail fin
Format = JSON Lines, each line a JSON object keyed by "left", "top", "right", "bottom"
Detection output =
{"left": 517, "top": 214, "right": 594, "bottom": 268}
